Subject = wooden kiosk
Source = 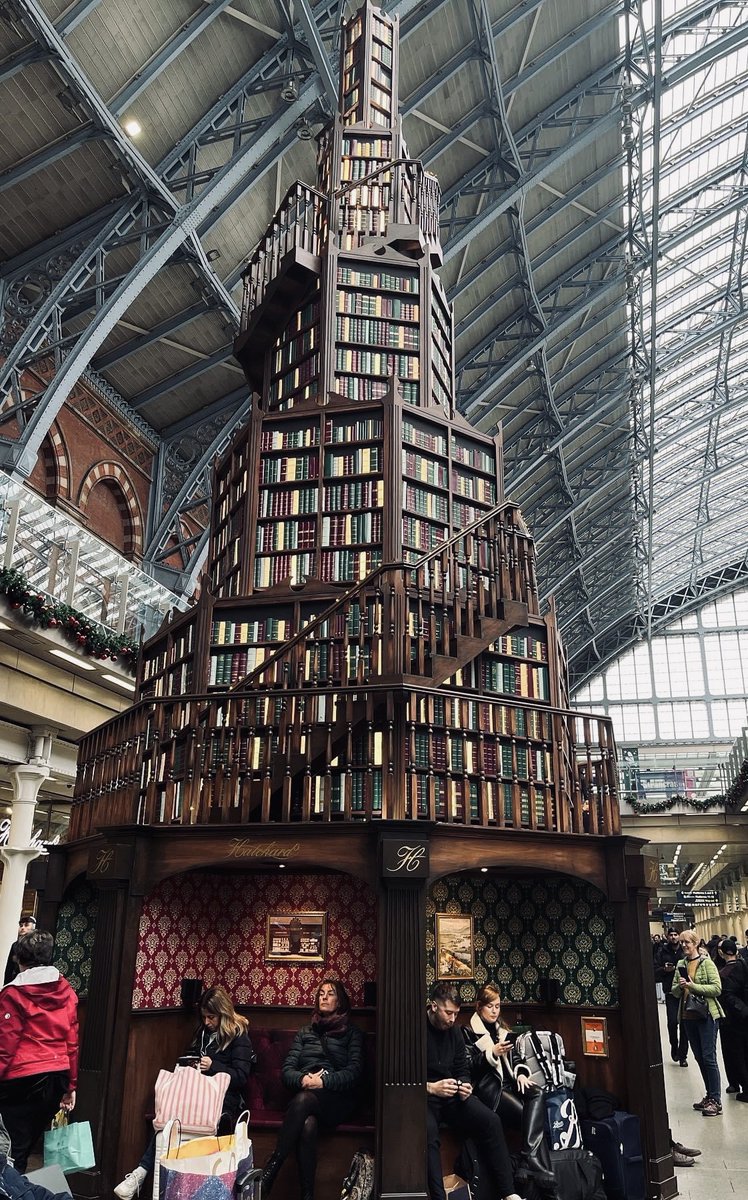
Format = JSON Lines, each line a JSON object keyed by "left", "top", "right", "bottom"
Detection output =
{"left": 39, "top": 5, "right": 675, "bottom": 1198}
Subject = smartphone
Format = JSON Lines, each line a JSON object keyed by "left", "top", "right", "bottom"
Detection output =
{"left": 503, "top": 1032, "right": 517, "bottom": 1047}
{"left": 177, "top": 1055, "right": 200, "bottom": 1066}
{"left": 678, "top": 966, "right": 689, "bottom": 980}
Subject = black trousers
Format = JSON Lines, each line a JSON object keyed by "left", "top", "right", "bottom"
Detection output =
{"left": 720, "top": 1019, "right": 748, "bottom": 1094}
{"left": 664, "top": 992, "right": 687, "bottom": 1061}
{"left": 0, "top": 1071, "right": 67, "bottom": 1173}
{"left": 273, "top": 1090, "right": 357, "bottom": 1195}
{"left": 427, "top": 1095, "right": 514, "bottom": 1200}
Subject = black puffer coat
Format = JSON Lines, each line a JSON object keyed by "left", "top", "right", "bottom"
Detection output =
{"left": 186, "top": 1030, "right": 255, "bottom": 1120}
{"left": 281, "top": 1024, "right": 364, "bottom": 1093}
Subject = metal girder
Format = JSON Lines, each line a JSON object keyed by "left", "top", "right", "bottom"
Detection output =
{"left": 92, "top": 304, "right": 209, "bottom": 371}
{"left": 162, "top": 388, "right": 250, "bottom": 440}
{"left": 290, "top": 0, "right": 337, "bottom": 108}
{"left": 129, "top": 346, "right": 238, "bottom": 412}
{"left": 0, "top": 126, "right": 98, "bottom": 194}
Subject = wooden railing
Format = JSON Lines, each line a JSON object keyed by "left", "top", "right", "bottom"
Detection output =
{"left": 232, "top": 502, "right": 538, "bottom": 691}
{"left": 69, "top": 684, "right": 618, "bottom": 840}
{"left": 241, "top": 182, "right": 327, "bottom": 319}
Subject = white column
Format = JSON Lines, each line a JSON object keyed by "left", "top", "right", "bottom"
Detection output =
{"left": 0, "top": 762, "right": 49, "bottom": 970}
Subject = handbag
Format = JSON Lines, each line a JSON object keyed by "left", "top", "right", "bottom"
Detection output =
{"left": 341, "top": 1150, "right": 375, "bottom": 1200}
{"left": 158, "top": 1115, "right": 252, "bottom": 1200}
{"left": 545, "top": 1087, "right": 583, "bottom": 1151}
{"left": 154, "top": 1066, "right": 232, "bottom": 1134}
{"left": 43, "top": 1110, "right": 96, "bottom": 1174}
{"left": 685, "top": 992, "right": 709, "bottom": 1019}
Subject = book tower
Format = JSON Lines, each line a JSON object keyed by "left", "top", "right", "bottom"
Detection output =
{"left": 128, "top": 0, "right": 615, "bottom": 837}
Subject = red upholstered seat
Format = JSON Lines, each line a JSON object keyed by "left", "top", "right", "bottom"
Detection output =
{"left": 246, "top": 1028, "right": 375, "bottom": 1133}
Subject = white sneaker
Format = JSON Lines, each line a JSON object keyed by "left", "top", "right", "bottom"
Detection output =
{"left": 114, "top": 1167, "right": 148, "bottom": 1199}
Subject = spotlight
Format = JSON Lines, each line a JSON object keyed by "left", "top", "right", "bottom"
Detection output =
{"left": 296, "top": 120, "right": 313, "bottom": 141}
{"left": 281, "top": 80, "right": 299, "bottom": 103}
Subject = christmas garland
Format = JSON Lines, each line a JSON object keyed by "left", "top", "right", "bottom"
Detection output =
{"left": 624, "top": 758, "right": 748, "bottom": 814}
{"left": 0, "top": 565, "right": 138, "bottom": 670}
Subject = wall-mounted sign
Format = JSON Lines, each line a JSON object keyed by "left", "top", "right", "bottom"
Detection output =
{"left": 381, "top": 839, "right": 429, "bottom": 877}
{"left": 226, "top": 839, "right": 301, "bottom": 860}
{"left": 581, "top": 1016, "right": 609, "bottom": 1058}
{"left": 0, "top": 819, "right": 60, "bottom": 854}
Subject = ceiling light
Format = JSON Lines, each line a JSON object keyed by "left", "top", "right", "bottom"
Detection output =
{"left": 50, "top": 649, "right": 96, "bottom": 670}
{"left": 281, "top": 80, "right": 299, "bottom": 103}
{"left": 123, "top": 119, "right": 142, "bottom": 138}
{"left": 206, "top": 248, "right": 221, "bottom": 262}
{"left": 101, "top": 673, "right": 135, "bottom": 691}
{"left": 296, "top": 120, "right": 313, "bottom": 141}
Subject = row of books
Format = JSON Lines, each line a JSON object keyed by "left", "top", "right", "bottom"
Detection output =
{"left": 319, "top": 547, "right": 382, "bottom": 582}
{"left": 403, "top": 419, "right": 448, "bottom": 457}
{"left": 403, "top": 515, "right": 447, "bottom": 551}
{"left": 408, "top": 694, "right": 552, "bottom": 740}
{"left": 324, "top": 415, "right": 383, "bottom": 443}
{"left": 339, "top": 157, "right": 390, "bottom": 182}
{"left": 370, "top": 59, "right": 391, "bottom": 88}
{"left": 432, "top": 375, "right": 451, "bottom": 412}
{"left": 483, "top": 660, "right": 550, "bottom": 701}
{"left": 453, "top": 439, "right": 496, "bottom": 474}
{"left": 273, "top": 327, "right": 317, "bottom": 372}
{"left": 341, "top": 182, "right": 391, "bottom": 208}
{"left": 269, "top": 356, "right": 319, "bottom": 402}
{"left": 323, "top": 446, "right": 381, "bottom": 475}
{"left": 259, "top": 484, "right": 318, "bottom": 516}
{"left": 404, "top": 483, "right": 450, "bottom": 521}
{"left": 260, "top": 425, "right": 320, "bottom": 451}
{"left": 453, "top": 472, "right": 496, "bottom": 504}
{"left": 304, "top": 642, "right": 371, "bottom": 681}
{"left": 334, "top": 374, "right": 390, "bottom": 402}
{"left": 271, "top": 378, "right": 320, "bottom": 407}
{"left": 322, "top": 511, "right": 383, "bottom": 544}
{"left": 337, "top": 264, "right": 418, "bottom": 293}
{"left": 402, "top": 451, "right": 448, "bottom": 486}
{"left": 258, "top": 518, "right": 316, "bottom": 552}
{"left": 414, "top": 779, "right": 547, "bottom": 825}
{"left": 371, "top": 82, "right": 391, "bottom": 111}
{"left": 341, "top": 136, "right": 391, "bottom": 157}
{"left": 337, "top": 290, "right": 419, "bottom": 320}
{"left": 211, "top": 617, "right": 292, "bottom": 645}
{"left": 491, "top": 634, "right": 548, "bottom": 662}
{"left": 411, "top": 735, "right": 551, "bottom": 782}
{"left": 280, "top": 298, "right": 319, "bottom": 339}
{"left": 260, "top": 454, "right": 319, "bottom": 483}
{"left": 339, "top": 210, "right": 389, "bottom": 243}
{"left": 323, "top": 478, "right": 384, "bottom": 510}
{"left": 253, "top": 552, "right": 315, "bottom": 589}
{"left": 209, "top": 647, "right": 268, "bottom": 686}
{"left": 335, "top": 348, "right": 419, "bottom": 377}
{"left": 336, "top": 315, "right": 419, "bottom": 348}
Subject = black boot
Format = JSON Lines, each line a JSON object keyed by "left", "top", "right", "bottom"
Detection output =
{"left": 261, "top": 1152, "right": 284, "bottom": 1196}
{"left": 519, "top": 1087, "right": 557, "bottom": 1192}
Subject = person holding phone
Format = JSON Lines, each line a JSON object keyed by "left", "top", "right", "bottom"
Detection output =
{"left": 425, "top": 983, "right": 523, "bottom": 1200}
{"left": 115, "top": 987, "right": 254, "bottom": 1199}
{"left": 463, "top": 983, "right": 556, "bottom": 1192}
{"left": 672, "top": 930, "right": 724, "bottom": 1118}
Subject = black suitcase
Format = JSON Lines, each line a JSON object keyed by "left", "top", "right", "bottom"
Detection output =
{"left": 549, "top": 1148, "right": 607, "bottom": 1200}
{"left": 581, "top": 1113, "right": 645, "bottom": 1200}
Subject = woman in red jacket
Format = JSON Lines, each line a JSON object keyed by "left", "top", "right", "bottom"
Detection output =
{"left": 0, "top": 930, "right": 78, "bottom": 1171}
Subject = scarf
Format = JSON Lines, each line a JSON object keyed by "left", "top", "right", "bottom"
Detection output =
{"left": 311, "top": 1009, "right": 349, "bottom": 1038}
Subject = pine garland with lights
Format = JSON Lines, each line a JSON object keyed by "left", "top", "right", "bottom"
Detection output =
{"left": 625, "top": 758, "right": 748, "bottom": 815}
{"left": 0, "top": 565, "right": 138, "bottom": 671}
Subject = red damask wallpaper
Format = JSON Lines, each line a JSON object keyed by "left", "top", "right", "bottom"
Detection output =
{"left": 133, "top": 871, "right": 377, "bottom": 1010}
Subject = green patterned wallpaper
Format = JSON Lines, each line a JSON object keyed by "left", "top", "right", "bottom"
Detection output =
{"left": 54, "top": 876, "right": 99, "bottom": 995}
{"left": 427, "top": 874, "right": 619, "bottom": 1007}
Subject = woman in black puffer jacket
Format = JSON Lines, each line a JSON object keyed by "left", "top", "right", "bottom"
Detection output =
{"left": 261, "top": 978, "right": 364, "bottom": 1200}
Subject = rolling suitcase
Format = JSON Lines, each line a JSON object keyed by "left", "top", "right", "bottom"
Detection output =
{"left": 580, "top": 1113, "right": 645, "bottom": 1200}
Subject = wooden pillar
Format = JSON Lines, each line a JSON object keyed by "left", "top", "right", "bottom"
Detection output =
{"left": 376, "top": 830, "right": 429, "bottom": 1200}
{"left": 73, "top": 839, "right": 147, "bottom": 1199}
{"left": 608, "top": 841, "right": 676, "bottom": 1200}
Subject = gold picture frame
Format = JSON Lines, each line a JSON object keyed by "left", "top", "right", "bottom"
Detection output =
{"left": 580, "top": 1015, "right": 609, "bottom": 1057}
{"left": 436, "top": 913, "right": 474, "bottom": 980}
{"left": 265, "top": 912, "right": 327, "bottom": 963}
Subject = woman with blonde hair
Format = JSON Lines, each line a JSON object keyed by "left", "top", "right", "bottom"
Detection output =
{"left": 114, "top": 986, "right": 254, "bottom": 1199}
{"left": 672, "top": 930, "right": 724, "bottom": 1118}
{"left": 463, "top": 983, "right": 556, "bottom": 1193}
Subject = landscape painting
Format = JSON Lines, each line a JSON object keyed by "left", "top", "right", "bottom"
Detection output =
{"left": 436, "top": 913, "right": 474, "bottom": 979}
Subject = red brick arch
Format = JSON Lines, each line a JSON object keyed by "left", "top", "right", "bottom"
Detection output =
{"left": 40, "top": 423, "right": 71, "bottom": 500}
{"left": 77, "top": 461, "right": 143, "bottom": 558}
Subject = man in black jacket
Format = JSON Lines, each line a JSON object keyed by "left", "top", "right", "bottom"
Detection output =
{"left": 720, "top": 950, "right": 748, "bottom": 1100}
{"left": 655, "top": 929, "right": 688, "bottom": 1066}
{"left": 426, "top": 983, "right": 521, "bottom": 1200}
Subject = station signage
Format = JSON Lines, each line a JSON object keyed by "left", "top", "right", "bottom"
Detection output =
{"left": 0, "top": 819, "right": 59, "bottom": 853}
{"left": 676, "top": 889, "right": 718, "bottom": 906}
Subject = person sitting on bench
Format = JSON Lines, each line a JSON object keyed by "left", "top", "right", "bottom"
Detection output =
{"left": 426, "top": 982, "right": 523, "bottom": 1200}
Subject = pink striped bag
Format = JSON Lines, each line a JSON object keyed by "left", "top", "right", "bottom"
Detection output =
{"left": 153, "top": 1067, "right": 231, "bottom": 1135}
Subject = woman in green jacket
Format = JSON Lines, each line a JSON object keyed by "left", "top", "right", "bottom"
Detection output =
{"left": 261, "top": 978, "right": 364, "bottom": 1200}
{"left": 672, "top": 929, "right": 725, "bottom": 1117}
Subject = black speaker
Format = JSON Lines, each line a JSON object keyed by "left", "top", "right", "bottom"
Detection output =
{"left": 363, "top": 981, "right": 377, "bottom": 1008}
{"left": 180, "top": 978, "right": 204, "bottom": 1009}
{"left": 538, "top": 977, "right": 560, "bottom": 1005}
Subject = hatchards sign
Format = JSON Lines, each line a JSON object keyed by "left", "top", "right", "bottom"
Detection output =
{"left": 382, "top": 839, "right": 429, "bottom": 878}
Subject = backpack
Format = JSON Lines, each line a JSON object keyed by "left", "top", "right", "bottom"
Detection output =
{"left": 341, "top": 1150, "right": 375, "bottom": 1200}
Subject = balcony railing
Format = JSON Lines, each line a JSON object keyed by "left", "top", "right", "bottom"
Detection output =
{"left": 241, "top": 182, "right": 327, "bottom": 321}
{"left": 70, "top": 684, "right": 618, "bottom": 840}
{"left": 0, "top": 475, "right": 185, "bottom": 642}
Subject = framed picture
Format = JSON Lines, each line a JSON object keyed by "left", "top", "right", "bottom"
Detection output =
{"left": 265, "top": 912, "right": 327, "bottom": 963}
{"left": 436, "top": 913, "right": 474, "bottom": 980}
{"left": 580, "top": 1015, "right": 609, "bottom": 1057}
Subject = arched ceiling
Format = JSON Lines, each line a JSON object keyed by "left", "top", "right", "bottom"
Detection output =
{"left": 1, "top": 0, "right": 747, "bottom": 687}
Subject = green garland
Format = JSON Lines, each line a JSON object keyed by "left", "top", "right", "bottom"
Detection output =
{"left": 0, "top": 565, "right": 138, "bottom": 671}
{"left": 625, "top": 758, "right": 748, "bottom": 814}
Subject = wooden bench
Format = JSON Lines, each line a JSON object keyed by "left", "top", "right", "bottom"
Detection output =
{"left": 246, "top": 1028, "right": 375, "bottom": 1200}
